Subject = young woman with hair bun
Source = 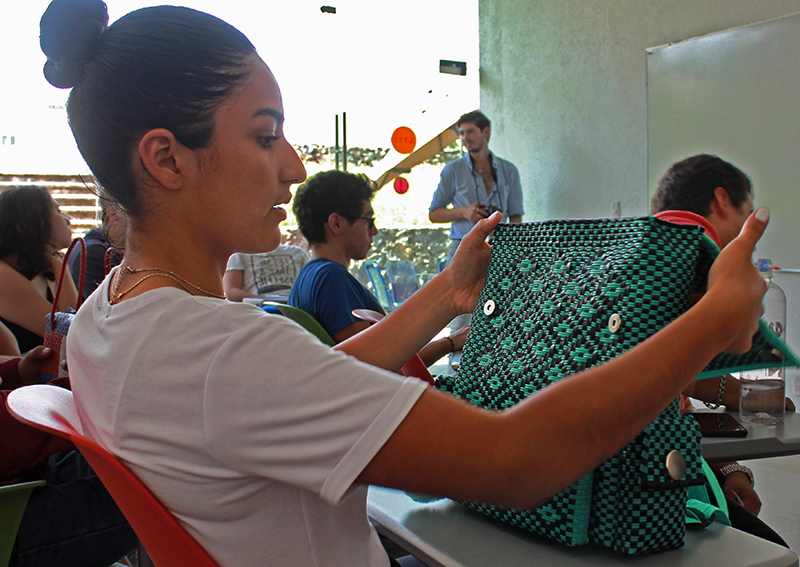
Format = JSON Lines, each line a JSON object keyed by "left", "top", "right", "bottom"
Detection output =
{"left": 40, "top": 0, "right": 769, "bottom": 564}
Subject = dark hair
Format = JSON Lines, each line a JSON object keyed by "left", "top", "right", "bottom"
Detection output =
{"left": 651, "top": 154, "right": 752, "bottom": 216}
{"left": 457, "top": 110, "right": 491, "bottom": 131}
{"left": 0, "top": 187, "right": 58, "bottom": 280}
{"left": 293, "top": 171, "right": 375, "bottom": 245}
{"left": 40, "top": 0, "right": 257, "bottom": 218}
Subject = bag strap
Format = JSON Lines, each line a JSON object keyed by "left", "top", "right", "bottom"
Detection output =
{"left": 686, "top": 499, "right": 721, "bottom": 528}
{"left": 686, "top": 459, "right": 731, "bottom": 528}
{"left": 48, "top": 238, "right": 87, "bottom": 331}
{"left": 104, "top": 246, "right": 124, "bottom": 275}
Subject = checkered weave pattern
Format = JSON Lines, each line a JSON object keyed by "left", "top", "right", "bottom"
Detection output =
{"left": 442, "top": 217, "right": 710, "bottom": 554}
{"left": 693, "top": 236, "right": 800, "bottom": 378}
{"left": 589, "top": 399, "right": 703, "bottom": 554}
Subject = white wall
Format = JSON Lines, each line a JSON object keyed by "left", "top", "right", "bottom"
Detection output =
{"left": 646, "top": 13, "right": 800, "bottom": 269}
{"left": 478, "top": 0, "right": 800, "bottom": 221}
{"left": 775, "top": 271, "right": 800, "bottom": 404}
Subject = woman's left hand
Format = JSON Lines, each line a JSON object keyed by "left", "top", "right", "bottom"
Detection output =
{"left": 445, "top": 212, "right": 502, "bottom": 315}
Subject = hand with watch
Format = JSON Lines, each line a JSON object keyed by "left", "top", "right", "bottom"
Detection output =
{"left": 717, "top": 462, "right": 761, "bottom": 516}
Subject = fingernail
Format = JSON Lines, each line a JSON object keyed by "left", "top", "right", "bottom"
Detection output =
{"left": 755, "top": 207, "right": 770, "bottom": 223}
{"left": 42, "top": 347, "right": 51, "bottom": 354}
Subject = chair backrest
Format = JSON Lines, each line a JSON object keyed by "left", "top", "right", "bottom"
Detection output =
{"left": 0, "top": 480, "right": 46, "bottom": 567}
{"left": 363, "top": 261, "right": 395, "bottom": 311}
{"left": 262, "top": 302, "right": 336, "bottom": 346}
{"left": 6, "top": 385, "right": 219, "bottom": 567}
{"left": 386, "top": 260, "right": 421, "bottom": 306}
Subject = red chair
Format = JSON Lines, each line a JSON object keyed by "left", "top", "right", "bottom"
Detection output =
{"left": 351, "top": 309, "right": 435, "bottom": 386}
{"left": 6, "top": 385, "right": 218, "bottom": 567}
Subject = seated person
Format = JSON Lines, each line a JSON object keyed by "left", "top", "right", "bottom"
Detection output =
{"left": 67, "top": 197, "right": 125, "bottom": 300}
{"left": 224, "top": 243, "right": 310, "bottom": 301}
{"left": 652, "top": 153, "right": 792, "bottom": 546}
{"left": 289, "top": 170, "right": 466, "bottom": 363}
{"left": 0, "top": 319, "right": 21, "bottom": 356}
{"left": 0, "top": 187, "right": 78, "bottom": 352}
{"left": 0, "top": 346, "right": 136, "bottom": 567}
{"left": 44, "top": 2, "right": 771, "bottom": 563}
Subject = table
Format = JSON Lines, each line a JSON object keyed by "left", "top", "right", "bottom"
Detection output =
{"left": 368, "top": 487, "right": 798, "bottom": 567}
{"left": 241, "top": 289, "right": 291, "bottom": 306}
{"left": 697, "top": 410, "right": 800, "bottom": 462}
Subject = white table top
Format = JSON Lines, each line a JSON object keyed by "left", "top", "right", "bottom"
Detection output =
{"left": 368, "top": 486, "right": 798, "bottom": 567}
{"left": 698, "top": 410, "right": 800, "bottom": 462}
{"left": 242, "top": 289, "right": 291, "bottom": 306}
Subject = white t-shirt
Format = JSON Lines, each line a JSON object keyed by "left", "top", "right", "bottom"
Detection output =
{"left": 226, "top": 245, "right": 310, "bottom": 295}
{"left": 67, "top": 272, "right": 427, "bottom": 566}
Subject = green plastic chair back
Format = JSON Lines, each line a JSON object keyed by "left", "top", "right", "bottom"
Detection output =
{"left": 263, "top": 302, "right": 336, "bottom": 346}
{"left": 0, "top": 480, "right": 45, "bottom": 567}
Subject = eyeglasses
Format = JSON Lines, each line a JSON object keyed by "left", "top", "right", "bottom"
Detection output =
{"left": 352, "top": 216, "right": 377, "bottom": 230}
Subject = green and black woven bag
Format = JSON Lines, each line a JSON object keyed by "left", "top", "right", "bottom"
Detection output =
{"left": 437, "top": 217, "right": 798, "bottom": 555}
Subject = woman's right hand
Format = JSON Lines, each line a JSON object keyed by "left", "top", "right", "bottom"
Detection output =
{"left": 706, "top": 208, "right": 770, "bottom": 354}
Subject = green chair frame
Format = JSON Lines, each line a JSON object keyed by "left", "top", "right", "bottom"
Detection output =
{"left": 0, "top": 480, "right": 45, "bottom": 567}
{"left": 262, "top": 302, "right": 336, "bottom": 346}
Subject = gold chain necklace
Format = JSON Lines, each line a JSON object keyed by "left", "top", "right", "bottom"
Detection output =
{"left": 110, "top": 266, "right": 226, "bottom": 304}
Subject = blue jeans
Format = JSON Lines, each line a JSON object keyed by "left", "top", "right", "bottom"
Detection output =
{"left": 9, "top": 450, "right": 137, "bottom": 567}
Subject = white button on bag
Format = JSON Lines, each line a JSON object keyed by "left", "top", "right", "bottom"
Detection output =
{"left": 666, "top": 450, "right": 686, "bottom": 481}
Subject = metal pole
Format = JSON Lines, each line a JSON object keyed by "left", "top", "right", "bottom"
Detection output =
{"left": 334, "top": 114, "right": 340, "bottom": 171}
{"left": 342, "top": 111, "right": 347, "bottom": 172}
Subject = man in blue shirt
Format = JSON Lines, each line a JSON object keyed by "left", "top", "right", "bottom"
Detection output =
{"left": 289, "top": 171, "right": 382, "bottom": 342}
{"left": 290, "top": 170, "right": 466, "bottom": 363}
{"left": 429, "top": 110, "right": 524, "bottom": 265}
{"left": 429, "top": 110, "right": 524, "bottom": 330}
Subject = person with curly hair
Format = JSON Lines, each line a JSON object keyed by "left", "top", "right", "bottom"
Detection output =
{"left": 290, "top": 170, "right": 468, "bottom": 363}
{"left": 0, "top": 186, "right": 78, "bottom": 352}
{"left": 38, "top": 0, "right": 769, "bottom": 565}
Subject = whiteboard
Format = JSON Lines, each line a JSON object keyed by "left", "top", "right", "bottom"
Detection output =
{"left": 647, "top": 12, "right": 800, "bottom": 269}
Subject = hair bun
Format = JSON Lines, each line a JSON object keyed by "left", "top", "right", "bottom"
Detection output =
{"left": 40, "top": 0, "right": 108, "bottom": 88}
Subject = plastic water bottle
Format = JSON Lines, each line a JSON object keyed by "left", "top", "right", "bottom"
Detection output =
{"left": 739, "top": 259, "right": 787, "bottom": 425}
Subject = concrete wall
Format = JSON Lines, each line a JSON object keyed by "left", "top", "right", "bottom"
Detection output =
{"left": 478, "top": 0, "right": 800, "bottom": 221}
{"left": 775, "top": 271, "right": 800, "bottom": 403}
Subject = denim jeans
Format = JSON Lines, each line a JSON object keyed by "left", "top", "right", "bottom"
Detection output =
{"left": 9, "top": 450, "right": 137, "bottom": 567}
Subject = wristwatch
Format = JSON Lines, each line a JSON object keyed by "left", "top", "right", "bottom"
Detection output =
{"left": 719, "top": 463, "right": 755, "bottom": 486}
